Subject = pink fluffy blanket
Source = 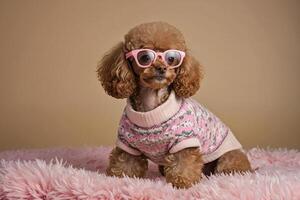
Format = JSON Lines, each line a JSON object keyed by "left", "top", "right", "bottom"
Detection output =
{"left": 0, "top": 146, "right": 299, "bottom": 200}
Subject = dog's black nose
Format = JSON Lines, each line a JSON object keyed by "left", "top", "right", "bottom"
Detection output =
{"left": 155, "top": 66, "right": 167, "bottom": 75}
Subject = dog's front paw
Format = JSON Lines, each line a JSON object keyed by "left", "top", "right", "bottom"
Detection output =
{"left": 106, "top": 147, "right": 148, "bottom": 178}
{"left": 165, "top": 172, "right": 200, "bottom": 189}
{"left": 164, "top": 148, "right": 203, "bottom": 189}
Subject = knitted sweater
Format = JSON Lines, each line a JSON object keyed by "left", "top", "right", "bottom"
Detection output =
{"left": 117, "top": 91, "right": 242, "bottom": 165}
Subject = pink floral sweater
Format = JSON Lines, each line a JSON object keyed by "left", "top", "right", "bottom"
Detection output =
{"left": 117, "top": 91, "right": 242, "bottom": 165}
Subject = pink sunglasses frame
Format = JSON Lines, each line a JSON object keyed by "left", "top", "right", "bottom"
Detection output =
{"left": 125, "top": 49, "right": 186, "bottom": 68}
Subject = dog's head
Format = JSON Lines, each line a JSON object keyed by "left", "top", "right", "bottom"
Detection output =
{"left": 97, "top": 22, "right": 203, "bottom": 98}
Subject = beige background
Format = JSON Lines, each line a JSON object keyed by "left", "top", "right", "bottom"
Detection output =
{"left": 0, "top": 0, "right": 299, "bottom": 151}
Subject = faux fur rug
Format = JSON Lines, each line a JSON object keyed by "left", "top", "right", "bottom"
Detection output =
{"left": 0, "top": 147, "right": 299, "bottom": 200}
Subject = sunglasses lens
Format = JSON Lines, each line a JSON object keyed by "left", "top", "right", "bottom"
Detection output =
{"left": 137, "top": 50, "right": 155, "bottom": 66}
{"left": 165, "top": 51, "right": 182, "bottom": 67}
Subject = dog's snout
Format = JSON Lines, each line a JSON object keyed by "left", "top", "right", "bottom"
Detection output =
{"left": 155, "top": 66, "right": 167, "bottom": 75}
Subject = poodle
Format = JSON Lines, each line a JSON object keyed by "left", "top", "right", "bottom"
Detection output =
{"left": 97, "top": 22, "right": 252, "bottom": 189}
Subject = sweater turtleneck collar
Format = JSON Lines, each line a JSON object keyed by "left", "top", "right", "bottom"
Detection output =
{"left": 125, "top": 91, "right": 182, "bottom": 128}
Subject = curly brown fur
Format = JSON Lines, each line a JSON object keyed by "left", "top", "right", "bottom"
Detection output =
{"left": 163, "top": 147, "right": 203, "bottom": 189}
{"left": 173, "top": 53, "right": 203, "bottom": 98}
{"left": 215, "top": 149, "right": 252, "bottom": 174}
{"left": 124, "top": 22, "right": 186, "bottom": 53}
{"left": 106, "top": 147, "right": 148, "bottom": 178}
{"left": 97, "top": 42, "right": 136, "bottom": 99}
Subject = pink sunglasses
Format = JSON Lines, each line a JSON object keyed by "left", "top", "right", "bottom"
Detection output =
{"left": 125, "top": 49, "right": 186, "bottom": 68}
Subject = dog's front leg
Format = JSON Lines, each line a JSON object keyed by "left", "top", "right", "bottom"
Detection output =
{"left": 106, "top": 147, "right": 148, "bottom": 178}
{"left": 164, "top": 147, "right": 203, "bottom": 189}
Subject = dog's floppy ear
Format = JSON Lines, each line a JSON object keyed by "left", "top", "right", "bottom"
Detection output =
{"left": 172, "top": 52, "right": 204, "bottom": 98}
{"left": 97, "top": 42, "right": 136, "bottom": 99}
